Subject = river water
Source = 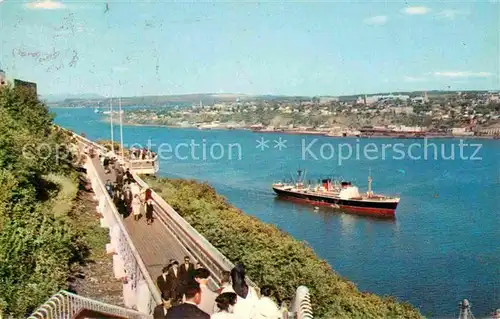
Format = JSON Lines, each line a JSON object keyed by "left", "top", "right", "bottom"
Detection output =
{"left": 53, "top": 107, "right": 500, "bottom": 317}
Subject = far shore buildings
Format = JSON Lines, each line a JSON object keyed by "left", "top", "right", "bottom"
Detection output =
{"left": 356, "top": 93, "right": 429, "bottom": 105}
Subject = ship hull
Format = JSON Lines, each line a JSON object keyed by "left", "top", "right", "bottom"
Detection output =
{"left": 273, "top": 187, "right": 397, "bottom": 217}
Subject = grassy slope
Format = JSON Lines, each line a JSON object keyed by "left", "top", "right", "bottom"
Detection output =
{"left": 144, "top": 176, "right": 423, "bottom": 319}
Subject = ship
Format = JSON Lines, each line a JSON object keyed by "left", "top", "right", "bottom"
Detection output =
{"left": 272, "top": 169, "right": 400, "bottom": 217}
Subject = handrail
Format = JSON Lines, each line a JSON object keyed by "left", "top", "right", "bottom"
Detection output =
{"left": 290, "top": 286, "right": 313, "bottom": 319}
{"left": 85, "top": 155, "right": 163, "bottom": 308}
{"left": 28, "top": 290, "right": 151, "bottom": 319}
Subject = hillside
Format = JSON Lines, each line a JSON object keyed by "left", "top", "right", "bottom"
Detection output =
{"left": 46, "top": 90, "right": 494, "bottom": 108}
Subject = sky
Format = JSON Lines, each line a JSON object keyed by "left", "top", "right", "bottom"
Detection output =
{"left": 0, "top": 0, "right": 499, "bottom": 97}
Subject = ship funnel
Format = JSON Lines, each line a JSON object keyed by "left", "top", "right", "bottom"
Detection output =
{"left": 322, "top": 179, "right": 331, "bottom": 190}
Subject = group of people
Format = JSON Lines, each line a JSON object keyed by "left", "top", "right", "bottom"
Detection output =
{"left": 104, "top": 161, "right": 155, "bottom": 225}
{"left": 154, "top": 259, "right": 283, "bottom": 319}
{"left": 130, "top": 147, "right": 156, "bottom": 160}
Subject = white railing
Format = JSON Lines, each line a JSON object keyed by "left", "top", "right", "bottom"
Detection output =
{"left": 27, "top": 290, "right": 151, "bottom": 319}
{"left": 125, "top": 157, "right": 159, "bottom": 175}
{"left": 85, "top": 155, "right": 162, "bottom": 313}
{"left": 289, "top": 286, "right": 313, "bottom": 319}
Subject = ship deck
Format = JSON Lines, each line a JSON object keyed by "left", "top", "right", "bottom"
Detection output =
{"left": 272, "top": 185, "right": 400, "bottom": 203}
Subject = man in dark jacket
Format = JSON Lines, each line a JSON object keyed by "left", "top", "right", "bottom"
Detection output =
{"left": 179, "top": 256, "right": 195, "bottom": 286}
{"left": 168, "top": 261, "right": 182, "bottom": 303}
{"left": 165, "top": 281, "right": 209, "bottom": 319}
{"left": 157, "top": 265, "right": 171, "bottom": 300}
{"left": 153, "top": 298, "right": 171, "bottom": 319}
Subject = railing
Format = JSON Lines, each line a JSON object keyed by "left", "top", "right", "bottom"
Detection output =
{"left": 27, "top": 290, "right": 151, "bottom": 319}
{"left": 289, "top": 286, "right": 313, "bottom": 319}
{"left": 125, "top": 158, "right": 159, "bottom": 174}
{"left": 85, "top": 154, "right": 163, "bottom": 313}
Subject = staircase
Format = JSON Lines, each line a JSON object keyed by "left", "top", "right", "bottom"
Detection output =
{"left": 27, "top": 290, "right": 151, "bottom": 319}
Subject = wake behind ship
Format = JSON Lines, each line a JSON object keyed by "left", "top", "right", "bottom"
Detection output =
{"left": 272, "top": 170, "right": 400, "bottom": 217}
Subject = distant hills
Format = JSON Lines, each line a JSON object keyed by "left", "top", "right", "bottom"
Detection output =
{"left": 45, "top": 90, "right": 494, "bottom": 108}
{"left": 42, "top": 93, "right": 105, "bottom": 103}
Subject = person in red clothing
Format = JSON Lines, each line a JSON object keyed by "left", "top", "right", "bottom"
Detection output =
{"left": 145, "top": 188, "right": 152, "bottom": 201}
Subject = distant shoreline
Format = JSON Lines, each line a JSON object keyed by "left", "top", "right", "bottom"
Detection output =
{"left": 103, "top": 119, "right": 500, "bottom": 140}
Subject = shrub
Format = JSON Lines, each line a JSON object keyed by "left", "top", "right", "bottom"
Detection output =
{"left": 0, "top": 86, "right": 88, "bottom": 317}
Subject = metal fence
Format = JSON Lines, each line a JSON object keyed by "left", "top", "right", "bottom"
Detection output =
{"left": 27, "top": 290, "right": 151, "bottom": 319}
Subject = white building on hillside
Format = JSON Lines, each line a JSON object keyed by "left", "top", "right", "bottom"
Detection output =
{"left": 0, "top": 69, "right": 6, "bottom": 87}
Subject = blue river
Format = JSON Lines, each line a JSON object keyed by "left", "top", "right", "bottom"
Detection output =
{"left": 53, "top": 107, "right": 500, "bottom": 317}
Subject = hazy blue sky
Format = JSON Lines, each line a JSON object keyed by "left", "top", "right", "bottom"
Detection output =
{"left": 0, "top": 0, "right": 498, "bottom": 97}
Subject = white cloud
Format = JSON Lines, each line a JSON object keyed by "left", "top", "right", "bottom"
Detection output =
{"left": 433, "top": 71, "right": 493, "bottom": 78}
{"left": 439, "top": 9, "right": 469, "bottom": 19}
{"left": 404, "top": 76, "right": 427, "bottom": 82}
{"left": 363, "top": 15, "right": 388, "bottom": 25}
{"left": 401, "top": 6, "right": 430, "bottom": 15}
{"left": 25, "top": 0, "right": 65, "bottom": 10}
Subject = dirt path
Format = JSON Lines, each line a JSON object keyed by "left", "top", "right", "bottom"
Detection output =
{"left": 67, "top": 173, "right": 124, "bottom": 306}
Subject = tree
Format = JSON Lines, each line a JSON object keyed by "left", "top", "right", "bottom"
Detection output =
{"left": 0, "top": 86, "right": 85, "bottom": 317}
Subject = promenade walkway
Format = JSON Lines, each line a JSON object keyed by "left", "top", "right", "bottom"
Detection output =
{"left": 91, "top": 156, "right": 189, "bottom": 282}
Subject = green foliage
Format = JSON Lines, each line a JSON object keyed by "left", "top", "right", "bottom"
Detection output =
{"left": 144, "top": 177, "right": 423, "bottom": 319}
{"left": 0, "top": 86, "right": 88, "bottom": 317}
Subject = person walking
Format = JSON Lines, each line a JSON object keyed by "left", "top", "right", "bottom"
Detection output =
{"left": 211, "top": 292, "right": 238, "bottom": 319}
{"left": 153, "top": 298, "right": 172, "bottom": 319}
{"left": 145, "top": 198, "right": 154, "bottom": 225}
{"left": 157, "top": 264, "right": 173, "bottom": 300}
{"left": 180, "top": 256, "right": 195, "bottom": 286}
{"left": 103, "top": 156, "right": 110, "bottom": 174}
{"left": 220, "top": 263, "right": 259, "bottom": 319}
{"left": 250, "top": 285, "right": 282, "bottom": 319}
{"left": 168, "top": 261, "right": 182, "bottom": 304}
{"left": 132, "top": 194, "right": 142, "bottom": 221}
{"left": 193, "top": 268, "right": 218, "bottom": 315}
{"left": 166, "top": 281, "right": 209, "bottom": 319}
{"left": 105, "top": 179, "right": 113, "bottom": 197}
{"left": 122, "top": 180, "right": 132, "bottom": 208}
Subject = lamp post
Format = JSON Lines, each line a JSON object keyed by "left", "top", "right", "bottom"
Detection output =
{"left": 119, "top": 97, "right": 124, "bottom": 159}
{"left": 110, "top": 97, "right": 115, "bottom": 154}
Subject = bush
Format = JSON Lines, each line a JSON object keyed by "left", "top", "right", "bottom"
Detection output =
{"left": 144, "top": 177, "right": 422, "bottom": 319}
{"left": 0, "top": 86, "right": 88, "bottom": 317}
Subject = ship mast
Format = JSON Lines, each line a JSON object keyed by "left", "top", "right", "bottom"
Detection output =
{"left": 110, "top": 97, "right": 115, "bottom": 154}
{"left": 458, "top": 299, "right": 474, "bottom": 319}
{"left": 367, "top": 168, "right": 373, "bottom": 198}
{"left": 119, "top": 97, "right": 124, "bottom": 159}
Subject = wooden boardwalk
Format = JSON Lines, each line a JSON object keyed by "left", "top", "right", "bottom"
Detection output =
{"left": 91, "top": 156, "right": 190, "bottom": 281}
